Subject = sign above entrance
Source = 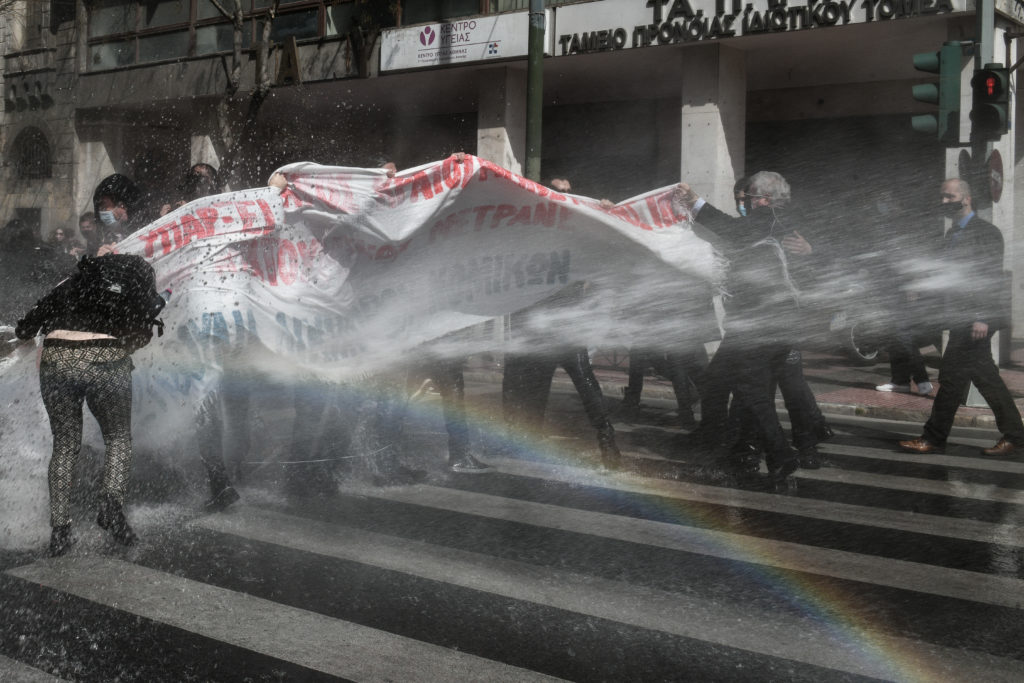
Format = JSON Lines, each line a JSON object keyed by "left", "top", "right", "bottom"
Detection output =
{"left": 381, "top": 10, "right": 552, "bottom": 71}
{"left": 553, "top": 0, "right": 964, "bottom": 55}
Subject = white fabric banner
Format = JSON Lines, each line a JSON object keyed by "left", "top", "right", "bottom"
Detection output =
{"left": 0, "top": 155, "right": 720, "bottom": 548}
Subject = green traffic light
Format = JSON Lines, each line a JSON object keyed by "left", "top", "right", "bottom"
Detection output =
{"left": 910, "top": 42, "right": 963, "bottom": 143}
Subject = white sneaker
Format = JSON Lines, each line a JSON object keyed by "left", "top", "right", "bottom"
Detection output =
{"left": 876, "top": 383, "right": 911, "bottom": 393}
{"left": 916, "top": 381, "right": 934, "bottom": 396}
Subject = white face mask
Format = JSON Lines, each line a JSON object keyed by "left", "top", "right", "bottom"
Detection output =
{"left": 98, "top": 210, "right": 118, "bottom": 226}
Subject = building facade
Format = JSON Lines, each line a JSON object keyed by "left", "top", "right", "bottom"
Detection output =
{"left": 3, "top": 0, "right": 1023, "bottom": 325}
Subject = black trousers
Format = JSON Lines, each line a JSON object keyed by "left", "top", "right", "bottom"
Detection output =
{"left": 923, "top": 327, "right": 1024, "bottom": 445}
{"left": 702, "top": 340, "right": 823, "bottom": 450}
{"left": 886, "top": 327, "right": 931, "bottom": 386}
{"left": 624, "top": 346, "right": 708, "bottom": 411}
{"left": 728, "top": 342, "right": 795, "bottom": 469}
{"left": 503, "top": 348, "right": 610, "bottom": 432}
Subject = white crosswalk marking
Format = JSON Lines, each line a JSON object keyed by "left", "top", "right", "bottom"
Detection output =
{"left": 0, "top": 654, "right": 68, "bottom": 683}
{"left": 2, "top": 423, "right": 1023, "bottom": 681}
{"left": 194, "top": 505, "right": 1024, "bottom": 682}
{"left": 7, "top": 556, "right": 562, "bottom": 683}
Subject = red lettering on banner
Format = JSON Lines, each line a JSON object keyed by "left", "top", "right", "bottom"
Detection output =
{"left": 169, "top": 221, "right": 186, "bottom": 248}
{"left": 410, "top": 171, "right": 434, "bottom": 202}
{"left": 441, "top": 158, "right": 462, "bottom": 189}
{"left": 534, "top": 202, "right": 558, "bottom": 228}
{"left": 491, "top": 204, "right": 517, "bottom": 228}
{"left": 141, "top": 230, "right": 161, "bottom": 258}
{"left": 508, "top": 205, "right": 533, "bottom": 227}
{"left": 645, "top": 197, "right": 665, "bottom": 227}
{"left": 278, "top": 240, "right": 298, "bottom": 285}
{"left": 431, "top": 167, "right": 445, "bottom": 196}
{"left": 196, "top": 207, "right": 219, "bottom": 236}
{"left": 180, "top": 214, "right": 204, "bottom": 243}
{"left": 376, "top": 175, "right": 415, "bottom": 208}
{"left": 236, "top": 201, "right": 259, "bottom": 234}
{"left": 257, "top": 199, "right": 276, "bottom": 229}
{"left": 472, "top": 205, "right": 495, "bottom": 229}
{"left": 153, "top": 223, "right": 174, "bottom": 255}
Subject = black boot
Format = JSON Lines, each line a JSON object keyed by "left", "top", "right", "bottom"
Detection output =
{"left": 597, "top": 423, "right": 622, "bottom": 471}
{"left": 205, "top": 485, "right": 240, "bottom": 512}
{"left": 97, "top": 494, "right": 138, "bottom": 546}
{"left": 48, "top": 524, "right": 74, "bottom": 557}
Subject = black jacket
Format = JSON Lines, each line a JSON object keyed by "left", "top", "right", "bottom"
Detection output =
{"left": 941, "top": 214, "right": 1007, "bottom": 330}
{"left": 693, "top": 202, "right": 802, "bottom": 342}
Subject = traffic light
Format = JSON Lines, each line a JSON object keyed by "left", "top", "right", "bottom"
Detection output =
{"left": 970, "top": 63, "right": 1010, "bottom": 141}
{"left": 911, "top": 42, "right": 963, "bottom": 144}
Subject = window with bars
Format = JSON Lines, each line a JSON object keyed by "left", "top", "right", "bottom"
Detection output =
{"left": 12, "top": 127, "right": 53, "bottom": 180}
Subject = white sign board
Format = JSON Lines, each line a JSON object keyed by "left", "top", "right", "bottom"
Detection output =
{"left": 551, "top": 0, "right": 965, "bottom": 55}
{"left": 381, "top": 10, "right": 551, "bottom": 71}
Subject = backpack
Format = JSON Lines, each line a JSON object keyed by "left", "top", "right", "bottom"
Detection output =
{"left": 75, "top": 254, "right": 166, "bottom": 350}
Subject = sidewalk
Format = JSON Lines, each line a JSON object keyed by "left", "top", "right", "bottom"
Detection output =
{"left": 470, "top": 345, "right": 1024, "bottom": 429}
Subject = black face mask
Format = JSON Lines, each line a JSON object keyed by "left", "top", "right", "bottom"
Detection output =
{"left": 748, "top": 204, "right": 783, "bottom": 237}
{"left": 940, "top": 200, "right": 964, "bottom": 217}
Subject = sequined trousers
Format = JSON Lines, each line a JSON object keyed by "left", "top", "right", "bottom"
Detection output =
{"left": 39, "top": 340, "right": 133, "bottom": 528}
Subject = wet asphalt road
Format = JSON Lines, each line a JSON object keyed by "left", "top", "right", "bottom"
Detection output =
{"left": 1, "top": 383, "right": 1023, "bottom": 682}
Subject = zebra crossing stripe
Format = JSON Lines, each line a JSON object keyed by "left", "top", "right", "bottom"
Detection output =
{"left": 195, "top": 505, "right": 1024, "bottom": 682}
{"left": 0, "top": 654, "right": 68, "bottom": 683}
{"left": 819, "top": 442, "right": 1024, "bottom": 474}
{"left": 5, "top": 556, "right": 563, "bottom": 683}
{"left": 485, "top": 457, "right": 1024, "bottom": 547}
{"left": 361, "top": 484, "right": 1024, "bottom": 609}
{"left": 797, "top": 465, "right": 1024, "bottom": 503}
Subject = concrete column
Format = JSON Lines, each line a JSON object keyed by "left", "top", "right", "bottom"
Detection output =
{"left": 679, "top": 45, "right": 746, "bottom": 212}
{"left": 476, "top": 67, "right": 526, "bottom": 175}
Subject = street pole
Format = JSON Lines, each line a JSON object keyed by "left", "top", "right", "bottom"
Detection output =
{"left": 525, "top": 0, "right": 544, "bottom": 182}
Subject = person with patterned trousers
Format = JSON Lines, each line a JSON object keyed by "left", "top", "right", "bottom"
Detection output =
{"left": 16, "top": 246, "right": 164, "bottom": 556}
{"left": 899, "top": 178, "right": 1024, "bottom": 457}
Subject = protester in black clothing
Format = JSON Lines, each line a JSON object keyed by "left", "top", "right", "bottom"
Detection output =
{"left": 685, "top": 176, "right": 831, "bottom": 471}
{"left": 676, "top": 172, "right": 806, "bottom": 486}
{"left": 622, "top": 346, "right": 705, "bottom": 429}
{"left": 93, "top": 173, "right": 145, "bottom": 245}
{"left": 899, "top": 179, "right": 1024, "bottom": 456}
{"left": 15, "top": 254, "right": 164, "bottom": 556}
{"left": 499, "top": 178, "right": 622, "bottom": 470}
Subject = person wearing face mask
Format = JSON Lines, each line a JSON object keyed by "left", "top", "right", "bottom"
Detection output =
{"left": 92, "top": 173, "right": 144, "bottom": 248}
{"left": 674, "top": 172, "right": 808, "bottom": 488}
{"left": 899, "top": 178, "right": 1024, "bottom": 457}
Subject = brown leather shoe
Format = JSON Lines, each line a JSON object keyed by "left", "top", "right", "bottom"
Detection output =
{"left": 981, "top": 438, "right": 1021, "bottom": 456}
{"left": 899, "top": 437, "right": 943, "bottom": 454}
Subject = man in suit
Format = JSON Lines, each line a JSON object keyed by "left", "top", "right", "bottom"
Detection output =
{"left": 675, "top": 171, "right": 806, "bottom": 488}
{"left": 899, "top": 178, "right": 1024, "bottom": 456}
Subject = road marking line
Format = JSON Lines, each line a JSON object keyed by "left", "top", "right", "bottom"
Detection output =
{"left": 0, "top": 654, "right": 67, "bottom": 683}
{"left": 5, "top": 557, "right": 562, "bottom": 683}
{"left": 196, "top": 506, "right": 1024, "bottom": 683}
{"left": 362, "top": 485, "right": 1024, "bottom": 610}
{"left": 484, "top": 457, "right": 1024, "bottom": 547}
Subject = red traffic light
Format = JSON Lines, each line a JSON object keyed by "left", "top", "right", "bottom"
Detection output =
{"left": 984, "top": 76, "right": 996, "bottom": 97}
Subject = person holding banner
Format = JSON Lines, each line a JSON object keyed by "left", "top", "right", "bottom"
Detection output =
{"left": 675, "top": 172, "right": 805, "bottom": 488}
